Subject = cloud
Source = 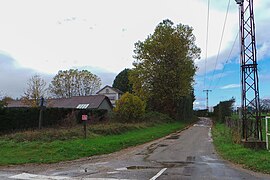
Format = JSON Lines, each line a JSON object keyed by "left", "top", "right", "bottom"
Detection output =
{"left": 195, "top": 38, "right": 239, "bottom": 76}
{"left": 195, "top": 0, "right": 270, "bottom": 76}
{"left": 0, "top": 53, "right": 116, "bottom": 98}
{"left": 193, "top": 96, "right": 207, "bottom": 110}
{"left": 220, "top": 84, "right": 240, "bottom": 89}
{"left": 0, "top": 52, "right": 44, "bottom": 98}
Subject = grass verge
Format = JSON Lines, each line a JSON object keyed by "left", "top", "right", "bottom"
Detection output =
{"left": 0, "top": 121, "right": 188, "bottom": 165}
{"left": 212, "top": 123, "right": 270, "bottom": 174}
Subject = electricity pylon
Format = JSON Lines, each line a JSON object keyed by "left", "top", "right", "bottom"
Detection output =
{"left": 203, "top": 89, "right": 212, "bottom": 111}
{"left": 235, "top": 0, "right": 262, "bottom": 141}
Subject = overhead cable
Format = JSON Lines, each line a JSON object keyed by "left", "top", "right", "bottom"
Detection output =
{"left": 203, "top": 0, "right": 211, "bottom": 90}
{"left": 212, "top": 32, "right": 239, "bottom": 90}
{"left": 208, "top": 0, "right": 231, "bottom": 90}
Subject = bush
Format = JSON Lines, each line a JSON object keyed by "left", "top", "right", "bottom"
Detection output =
{"left": 142, "top": 111, "right": 175, "bottom": 123}
{"left": 114, "top": 92, "right": 146, "bottom": 122}
{"left": 213, "top": 98, "right": 235, "bottom": 122}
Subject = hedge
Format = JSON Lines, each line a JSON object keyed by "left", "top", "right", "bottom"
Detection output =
{"left": 0, "top": 108, "right": 108, "bottom": 134}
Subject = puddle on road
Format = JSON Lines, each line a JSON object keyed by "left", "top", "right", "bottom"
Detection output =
{"left": 158, "top": 144, "right": 168, "bottom": 147}
{"left": 160, "top": 161, "right": 193, "bottom": 168}
{"left": 166, "top": 135, "right": 180, "bottom": 139}
{"left": 186, "top": 156, "right": 196, "bottom": 162}
{"left": 126, "top": 162, "right": 191, "bottom": 171}
{"left": 127, "top": 166, "right": 158, "bottom": 170}
{"left": 194, "top": 118, "right": 212, "bottom": 127}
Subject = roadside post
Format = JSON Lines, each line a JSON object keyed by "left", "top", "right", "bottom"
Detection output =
{"left": 266, "top": 116, "right": 270, "bottom": 150}
{"left": 39, "top": 97, "right": 45, "bottom": 129}
{"left": 82, "top": 114, "right": 88, "bottom": 139}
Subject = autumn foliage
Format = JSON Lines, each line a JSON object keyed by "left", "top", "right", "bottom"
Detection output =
{"left": 114, "top": 92, "right": 145, "bottom": 122}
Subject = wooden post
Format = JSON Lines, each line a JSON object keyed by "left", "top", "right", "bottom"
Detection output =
{"left": 39, "top": 97, "right": 45, "bottom": 129}
{"left": 84, "top": 120, "right": 87, "bottom": 139}
{"left": 82, "top": 114, "right": 88, "bottom": 139}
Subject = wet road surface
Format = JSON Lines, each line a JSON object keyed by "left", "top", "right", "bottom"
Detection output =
{"left": 1, "top": 117, "right": 270, "bottom": 179}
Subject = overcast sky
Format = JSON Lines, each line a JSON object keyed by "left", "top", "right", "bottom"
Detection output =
{"left": 0, "top": 0, "right": 269, "bottom": 108}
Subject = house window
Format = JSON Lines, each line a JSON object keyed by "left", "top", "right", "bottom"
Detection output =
{"left": 109, "top": 96, "right": 116, "bottom": 100}
{"left": 106, "top": 89, "right": 109, "bottom": 93}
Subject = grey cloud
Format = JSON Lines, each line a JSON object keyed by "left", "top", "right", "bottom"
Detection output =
{"left": 256, "top": 19, "right": 270, "bottom": 61}
{"left": 0, "top": 55, "right": 117, "bottom": 99}
{"left": 195, "top": 45, "right": 239, "bottom": 76}
{"left": 0, "top": 53, "right": 52, "bottom": 98}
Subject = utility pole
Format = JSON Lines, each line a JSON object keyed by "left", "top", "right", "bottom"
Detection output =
{"left": 203, "top": 90, "right": 212, "bottom": 111}
{"left": 235, "top": 0, "right": 262, "bottom": 142}
{"left": 39, "top": 97, "right": 45, "bottom": 129}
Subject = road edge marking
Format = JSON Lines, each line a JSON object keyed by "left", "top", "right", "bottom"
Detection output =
{"left": 9, "top": 173, "right": 70, "bottom": 180}
{"left": 149, "top": 168, "right": 167, "bottom": 180}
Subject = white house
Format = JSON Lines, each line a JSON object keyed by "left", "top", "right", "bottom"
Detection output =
{"left": 96, "top": 85, "right": 123, "bottom": 106}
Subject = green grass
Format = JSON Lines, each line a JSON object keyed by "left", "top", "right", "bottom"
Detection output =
{"left": 0, "top": 121, "right": 188, "bottom": 165}
{"left": 212, "top": 123, "right": 270, "bottom": 174}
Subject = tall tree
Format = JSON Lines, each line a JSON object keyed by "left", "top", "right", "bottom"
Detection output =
{"left": 22, "top": 75, "right": 47, "bottom": 107}
{"left": 49, "top": 69, "right": 101, "bottom": 98}
{"left": 112, "top": 68, "right": 132, "bottom": 93}
{"left": 130, "top": 19, "right": 200, "bottom": 118}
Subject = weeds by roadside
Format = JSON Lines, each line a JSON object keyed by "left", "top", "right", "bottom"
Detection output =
{"left": 0, "top": 121, "right": 188, "bottom": 165}
{"left": 212, "top": 123, "right": 270, "bottom": 174}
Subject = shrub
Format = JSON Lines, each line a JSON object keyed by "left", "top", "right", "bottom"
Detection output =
{"left": 213, "top": 98, "right": 235, "bottom": 122}
{"left": 114, "top": 92, "right": 145, "bottom": 122}
{"left": 142, "top": 111, "right": 175, "bottom": 123}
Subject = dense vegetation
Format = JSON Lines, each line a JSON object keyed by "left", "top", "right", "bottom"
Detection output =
{"left": 130, "top": 19, "right": 200, "bottom": 120}
{"left": 213, "top": 98, "right": 235, "bottom": 122}
{"left": 114, "top": 92, "right": 146, "bottom": 123}
{"left": 0, "top": 108, "right": 107, "bottom": 134}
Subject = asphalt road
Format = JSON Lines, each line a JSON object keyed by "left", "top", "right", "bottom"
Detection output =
{"left": 1, "top": 117, "right": 270, "bottom": 180}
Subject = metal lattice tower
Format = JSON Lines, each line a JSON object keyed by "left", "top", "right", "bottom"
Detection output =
{"left": 203, "top": 89, "right": 212, "bottom": 111}
{"left": 235, "top": 0, "right": 262, "bottom": 141}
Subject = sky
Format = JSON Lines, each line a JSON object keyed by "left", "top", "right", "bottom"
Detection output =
{"left": 0, "top": 0, "right": 269, "bottom": 109}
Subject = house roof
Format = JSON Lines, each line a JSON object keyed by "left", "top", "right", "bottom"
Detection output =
{"left": 48, "top": 95, "right": 111, "bottom": 109}
{"left": 6, "top": 100, "right": 27, "bottom": 108}
{"left": 7, "top": 95, "right": 113, "bottom": 110}
{"left": 96, "top": 85, "right": 124, "bottom": 94}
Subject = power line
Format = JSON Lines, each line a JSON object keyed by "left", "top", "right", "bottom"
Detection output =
{"left": 208, "top": 0, "right": 231, "bottom": 90}
{"left": 212, "top": 32, "right": 239, "bottom": 90}
{"left": 203, "top": 0, "right": 211, "bottom": 90}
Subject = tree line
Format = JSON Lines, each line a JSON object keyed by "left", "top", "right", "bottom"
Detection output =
{"left": 0, "top": 69, "right": 101, "bottom": 107}
{"left": 2, "top": 19, "right": 202, "bottom": 121}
